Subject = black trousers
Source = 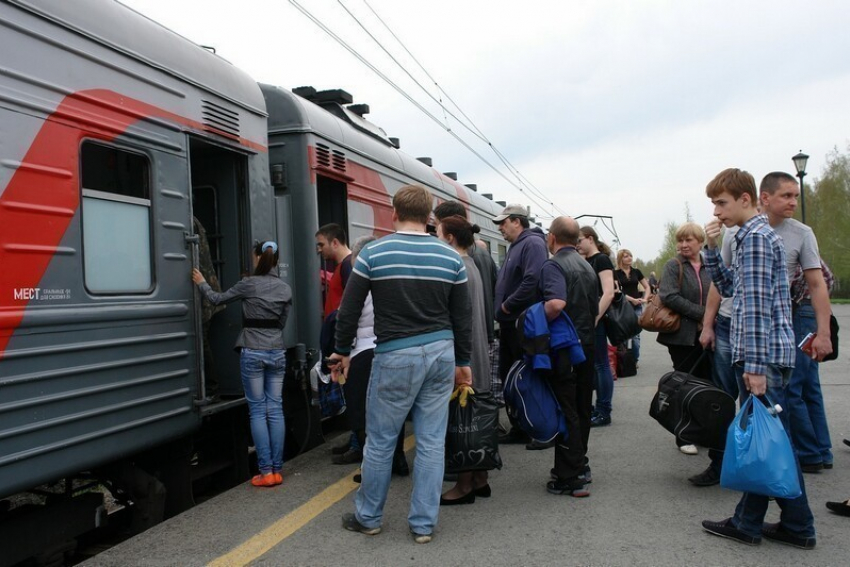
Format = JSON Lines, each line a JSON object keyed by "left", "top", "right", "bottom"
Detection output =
{"left": 344, "top": 349, "right": 404, "bottom": 454}
{"left": 547, "top": 345, "right": 595, "bottom": 480}
{"left": 499, "top": 321, "right": 524, "bottom": 431}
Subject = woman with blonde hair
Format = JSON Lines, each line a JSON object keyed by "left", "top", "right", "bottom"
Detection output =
{"left": 656, "top": 222, "right": 711, "bottom": 455}
{"left": 614, "top": 249, "right": 650, "bottom": 365}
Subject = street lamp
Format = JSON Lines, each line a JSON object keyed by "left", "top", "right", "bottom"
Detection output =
{"left": 792, "top": 151, "right": 809, "bottom": 224}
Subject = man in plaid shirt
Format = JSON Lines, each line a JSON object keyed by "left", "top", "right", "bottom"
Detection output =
{"left": 700, "top": 168, "right": 816, "bottom": 550}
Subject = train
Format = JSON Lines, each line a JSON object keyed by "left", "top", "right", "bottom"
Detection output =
{"left": 0, "top": 0, "right": 520, "bottom": 563}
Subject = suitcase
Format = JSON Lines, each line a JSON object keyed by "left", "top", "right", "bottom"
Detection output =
{"left": 616, "top": 342, "right": 637, "bottom": 378}
{"left": 648, "top": 369, "right": 735, "bottom": 450}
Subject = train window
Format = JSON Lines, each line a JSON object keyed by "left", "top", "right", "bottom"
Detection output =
{"left": 80, "top": 142, "right": 153, "bottom": 293}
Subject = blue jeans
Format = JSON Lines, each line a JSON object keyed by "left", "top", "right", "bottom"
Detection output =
{"left": 593, "top": 321, "right": 614, "bottom": 418}
{"left": 240, "top": 348, "right": 286, "bottom": 474}
{"left": 787, "top": 304, "right": 833, "bottom": 466}
{"left": 354, "top": 339, "right": 455, "bottom": 536}
{"left": 631, "top": 304, "right": 643, "bottom": 362}
{"left": 732, "top": 365, "right": 815, "bottom": 539}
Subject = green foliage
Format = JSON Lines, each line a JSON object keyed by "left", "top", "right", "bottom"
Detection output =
{"left": 801, "top": 145, "right": 850, "bottom": 297}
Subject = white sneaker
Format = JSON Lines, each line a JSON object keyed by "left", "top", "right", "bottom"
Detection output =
{"left": 679, "top": 444, "right": 698, "bottom": 455}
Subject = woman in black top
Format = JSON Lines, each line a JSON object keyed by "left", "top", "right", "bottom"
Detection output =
{"left": 614, "top": 249, "right": 650, "bottom": 364}
{"left": 577, "top": 226, "right": 615, "bottom": 427}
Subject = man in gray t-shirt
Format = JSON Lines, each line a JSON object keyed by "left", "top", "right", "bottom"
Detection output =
{"left": 760, "top": 172, "right": 834, "bottom": 470}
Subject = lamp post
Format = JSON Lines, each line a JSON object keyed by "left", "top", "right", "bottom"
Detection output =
{"left": 792, "top": 151, "right": 809, "bottom": 224}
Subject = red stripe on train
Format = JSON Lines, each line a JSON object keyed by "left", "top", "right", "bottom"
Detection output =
{"left": 0, "top": 89, "right": 266, "bottom": 360}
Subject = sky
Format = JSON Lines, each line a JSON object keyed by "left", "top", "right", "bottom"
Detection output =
{"left": 119, "top": 0, "right": 850, "bottom": 261}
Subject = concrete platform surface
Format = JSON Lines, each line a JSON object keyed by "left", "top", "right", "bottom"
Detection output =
{"left": 84, "top": 305, "right": 850, "bottom": 567}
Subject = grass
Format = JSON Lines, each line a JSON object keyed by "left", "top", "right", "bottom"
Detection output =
{"left": 832, "top": 298, "right": 850, "bottom": 305}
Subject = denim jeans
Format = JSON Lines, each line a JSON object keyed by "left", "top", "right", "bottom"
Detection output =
{"left": 732, "top": 365, "right": 815, "bottom": 539}
{"left": 592, "top": 321, "right": 614, "bottom": 418}
{"left": 787, "top": 304, "right": 833, "bottom": 466}
{"left": 707, "top": 315, "right": 737, "bottom": 472}
{"left": 631, "top": 304, "right": 643, "bottom": 362}
{"left": 240, "top": 348, "right": 286, "bottom": 474}
{"left": 354, "top": 339, "right": 455, "bottom": 536}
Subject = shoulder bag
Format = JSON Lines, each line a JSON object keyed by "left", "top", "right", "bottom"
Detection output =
{"left": 639, "top": 259, "right": 682, "bottom": 333}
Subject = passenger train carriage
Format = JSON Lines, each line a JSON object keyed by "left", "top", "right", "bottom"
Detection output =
{"left": 0, "top": 0, "right": 504, "bottom": 562}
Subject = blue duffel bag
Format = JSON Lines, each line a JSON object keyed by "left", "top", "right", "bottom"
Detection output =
{"left": 720, "top": 396, "right": 801, "bottom": 499}
{"left": 503, "top": 360, "right": 568, "bottom": 444}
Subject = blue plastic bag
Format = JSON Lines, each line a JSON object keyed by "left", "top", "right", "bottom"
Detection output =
{"left": 720, "top": 396, "right": 801, "bottom": 498}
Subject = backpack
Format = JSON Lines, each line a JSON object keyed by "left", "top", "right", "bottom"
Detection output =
{"left": 648, "top": 369, "right": 735, "bottom": 450}
{"left": 503, "top": 360, "right": 568, "bottom": 443}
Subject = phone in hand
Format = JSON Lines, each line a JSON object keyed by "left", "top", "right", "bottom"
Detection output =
{"left": 798, "top": 332, "right": 816, "bottom": 356}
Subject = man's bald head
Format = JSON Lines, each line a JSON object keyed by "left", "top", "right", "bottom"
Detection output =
{"left": 475, "top": 239, "right": 490, "bottom": 251}
{"left": 548, "top": 216, "right": 580, "bottom": 246}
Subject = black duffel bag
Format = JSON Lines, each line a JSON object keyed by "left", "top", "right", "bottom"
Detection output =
{"left": 648, "top": 357, "right": 735, "bottom": 450}
{"left": 604, "top": 293, "right": 641, "bottom": 346}
{"left": 445, "top": 391, "right": 503, "bottom": 473}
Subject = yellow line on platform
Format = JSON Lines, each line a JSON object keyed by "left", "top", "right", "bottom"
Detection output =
{"left": 208, "top": 434, "right": 416, "bottom": 567}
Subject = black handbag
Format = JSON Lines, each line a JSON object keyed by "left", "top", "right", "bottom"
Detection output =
{"left": 604, "top": 293, "right": 641, "bottom": 346}
{"left": 445, "top": 391, "right": 503, "bottom": 473}
{"left": 824, "top": 314, "right": 839, "bottom": 362}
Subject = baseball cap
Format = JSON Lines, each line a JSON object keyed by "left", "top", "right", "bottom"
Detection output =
{"left": 492, "top": 203, "right": 528, "bottom": 223}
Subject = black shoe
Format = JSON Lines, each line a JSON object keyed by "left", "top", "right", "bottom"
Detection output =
{"left": 473, "top": 484, "right": 491, "bottom": 498}
{"left": 801, "top": 462, "right": 824, "bottom": 474}
{"left": 701, "top": 518, "right": 761, "bottom": 546}
{"left": 826, "top": 500, "right": 850, "bottom": 517}
{"left": 331, "top": 440, "right": 351, "bottom": 455}
{"left": 392, "top": 453, "right": 410, "bottom": 476}
{"left": 546, "top": 476, "right": 590, "bottom": 497}
{"left": 688, "top": 466, "right": 721, "bottom": 487}
{"left": 499, "top": 428, "right": 530, "bottom": 444}
{"left": 353, "top": 473, "right": 361, "bottom": 483}
{"left": 440, "top": 491, "right": 475, "bottom": 506}
{"left": 342, "top": 512, "right": 381, "bottom": 535}
{"left": 526, "top": 439, "right": 556, "bottom": 450}
{"left": 590, "top": 414, "right": 611, "bottom": 427}
{"left": 550, "top": 466, "right": 592, "bottom": 484}
{"left": 761, "top": 522, "right": 816, "bottom": 550}
{"left": 332, "top": 449, "right": 363, "bottom": 465}
{"left": 844, "top": 439, "right": 850, "bottom": 448}
{"left": 823, "top": 462, "right": 833, "bottom": 470}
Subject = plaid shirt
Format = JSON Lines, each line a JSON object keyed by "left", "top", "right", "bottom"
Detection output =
{"left": 704, "top": 215, "right": 795, "bottom": 375}
{"left": 790, "top": 258, "right": 835, "bottom": 304}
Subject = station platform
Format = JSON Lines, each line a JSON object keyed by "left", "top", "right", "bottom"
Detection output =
{"left": 84, "top": 306, "right": 850, "bottom": 566}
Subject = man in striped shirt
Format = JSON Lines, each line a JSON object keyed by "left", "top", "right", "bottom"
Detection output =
{"left": 701, "top": 168, "right": 815, "bottom": 550}
{"left": 330, "top": 185, "right": 472, "bottom": 544}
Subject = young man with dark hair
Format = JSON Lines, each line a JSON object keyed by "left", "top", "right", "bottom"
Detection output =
{"left": 316, "top": 223, "right": 352, "bottom": 317}
{"left": 330, "top": 185, "right": 472, "bottom": 544}
{"left": 492, "top": 203, "right": 548, "bottom": 445}
{"left": 701, "top": 168, "right": 815, "bottom": 550}
{"left": 759, "top": 172, "right": 834, "bottom": 472}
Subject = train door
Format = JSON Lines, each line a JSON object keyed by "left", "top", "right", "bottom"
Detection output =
{"left": 188, "top": 137, "right": 250, "bottom": 397}
{"left": 316, "top": 175, "right": 348, "bottom": 310}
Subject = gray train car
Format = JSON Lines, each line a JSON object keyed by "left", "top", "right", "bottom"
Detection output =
{"left": 0, "top": 0, "right": 272, "bottom": 562}
{"left": 262, "top": 85, "right": 505, "bottom": 381}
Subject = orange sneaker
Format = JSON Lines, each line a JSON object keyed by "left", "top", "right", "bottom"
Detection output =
{"left": 251, "top": 473, "right": 282, "bottom": 487}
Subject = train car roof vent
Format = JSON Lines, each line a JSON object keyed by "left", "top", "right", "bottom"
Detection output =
{"left": 496, "top": 200, "right": 507, "bottom": 207}
{"left": 443, "top": 172, "right": 458, "bottom": 180}
{"left": 482, "top": 193, "right": 493, "bottom": 200}
{"left": 417, "top": 157, "right": 433, "bottom": 166}
{"left": 348, "top": 104, "right": 370, "bottom": 117}
{"left": 389, "top": 137, "right": 400, "bottom": 149}
{"left": 201, "top": 100, "right": 240, "bottom": 139}
{"left": 293, "top": 86, "right": 318, "bottom": 100}
{"left": 465, "top": 184, "right": 477, "bottom": 192}
{"left": 315, "top": 89, "right": 354, "bottom": 105}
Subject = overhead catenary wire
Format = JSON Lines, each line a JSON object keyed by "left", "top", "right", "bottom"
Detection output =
{"left": 288, "top": 0, "right": 561, "bottom": 219}
{"left": 356, "top": 0, "right": 565, "bottom": 218}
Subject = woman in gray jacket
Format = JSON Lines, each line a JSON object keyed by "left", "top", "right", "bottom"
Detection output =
{"left": 656, "top": 223, "right": 711, "bottom": 455}
{"left": 193, "top": 241, "right": 292, "bottom": 487}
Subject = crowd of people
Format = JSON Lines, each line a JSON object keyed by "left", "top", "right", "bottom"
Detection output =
{"left": 190, "top": 168, "right": 842, "bottom": 547}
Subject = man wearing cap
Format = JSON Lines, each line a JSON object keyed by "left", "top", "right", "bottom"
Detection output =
{"left": 492, "top": 204, "right": 548, "bottom": 444}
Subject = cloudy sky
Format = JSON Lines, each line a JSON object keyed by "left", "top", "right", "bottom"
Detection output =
{"left": 120, "top": 0, "right": 850, "bottom": 260}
